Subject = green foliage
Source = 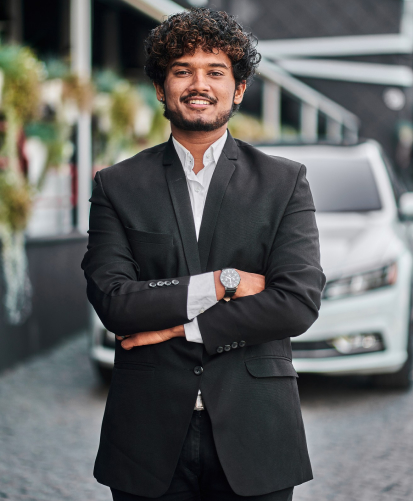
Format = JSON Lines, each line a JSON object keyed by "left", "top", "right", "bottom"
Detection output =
{"left": 0, "top": 45, "right": 43, "bottom": 123}
{"left": 94, "top": 70, "right": 122, "bottom": 94}
{"left": 0, "top": 171, "right": 33, "bottom": 232}
{"left": 43, "top": 58, "right": 70, "bottom": 80}
{"left": 137, "top": 83, "right": 159, "bottom": 110}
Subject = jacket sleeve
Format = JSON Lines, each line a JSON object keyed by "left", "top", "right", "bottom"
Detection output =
{"left": 81, "top": 171, "right": 191, "bottom": 335}
{"left": 197, "top": 164, "right": 326, "bottom": 355}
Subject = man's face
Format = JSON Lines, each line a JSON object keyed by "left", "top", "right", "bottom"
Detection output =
{"left": 154, "top": 47, "right": 246, "bottom": 132}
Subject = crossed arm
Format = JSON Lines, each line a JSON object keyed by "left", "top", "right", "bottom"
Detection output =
{"left": 116, "top": 270, "right": 265, "bottom": 349}
{"left": 82, "top": 167, "right": 325, "bottom": 356}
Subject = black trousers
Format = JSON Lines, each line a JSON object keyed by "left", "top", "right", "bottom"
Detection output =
{"left": 111, "top": 409, "right": 294, "bottom": 501}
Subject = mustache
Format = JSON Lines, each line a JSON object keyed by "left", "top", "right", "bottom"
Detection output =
{"left": 180, "top": 92, "right": 218, "bottom": 104}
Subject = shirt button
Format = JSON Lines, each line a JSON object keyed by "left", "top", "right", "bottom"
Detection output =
{"left": 172, "top": 280, "right": 179, "bottom": 285}
{"left": 217, "top": 346, "right": 224, "bottom": 353}
{"left": 194, "top": 366, "right": 203, "bottom": 375}
{"left": 195, "top": 186, "right": 200, "bottom": 193}
{"left": 239, "top": 340, "right": 246, "bottom": 347}
{"left": 199, "top": 308, "right": 205, "bottom": 314}
{"left": 157, "top": 281, "right": 164, "bottom": 287}
{"left": 224, "top": 345, "right": 231, "bottom": 351}
{"left": 231, "top": 341, "right": 238, "bottom": 349}
{"left": 149, "top": 282, "right": 157, "bottom": 287}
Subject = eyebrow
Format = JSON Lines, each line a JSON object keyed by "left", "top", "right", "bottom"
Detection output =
{"left": 170, "top": 62, "right": 230, "bottom": 69}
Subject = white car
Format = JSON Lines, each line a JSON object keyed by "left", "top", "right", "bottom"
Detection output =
{"left": 259, "top": 140, "right": 413, "bottom": 388}
{"left": 90, "top": 140, "right": 413, "bottom": 388}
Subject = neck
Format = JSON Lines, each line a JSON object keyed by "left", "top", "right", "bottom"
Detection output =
{"left": 170, "top": 124, "right": 227, "bottom": 160}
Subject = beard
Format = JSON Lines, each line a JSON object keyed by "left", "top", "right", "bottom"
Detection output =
{"left": 163, "top": 99, "right": 236, "bottom": 132}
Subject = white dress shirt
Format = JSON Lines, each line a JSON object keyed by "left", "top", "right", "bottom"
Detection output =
{"left": 172, "top": 130, "right": 228, "bottom": 409}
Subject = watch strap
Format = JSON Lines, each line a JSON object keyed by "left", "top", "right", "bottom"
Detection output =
{"left": 224, "top": 287, "right": 237, "bottom": 298}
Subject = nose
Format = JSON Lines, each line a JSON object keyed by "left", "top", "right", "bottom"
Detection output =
{"left": 187, "top": 70, "right": 210, "bottom": 94}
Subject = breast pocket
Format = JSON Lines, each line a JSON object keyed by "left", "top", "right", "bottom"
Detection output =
{"left": 123, "top": 227, "right": 175, "bottom": 280}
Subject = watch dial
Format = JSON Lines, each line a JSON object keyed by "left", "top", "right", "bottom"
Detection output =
{"left": 221, "top": 268, "right": 240, "bottom": 288}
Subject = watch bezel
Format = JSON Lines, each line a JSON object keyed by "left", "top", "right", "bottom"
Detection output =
{"left": 220, "top": 268, "right": 241, "bottom": 289}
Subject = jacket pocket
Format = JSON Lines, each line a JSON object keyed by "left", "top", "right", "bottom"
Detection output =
{"left": 123, "top": 227, "right": 173, "bottom": 245}
{"left": 245, "top": 356, "right": 298, "bottom": 378}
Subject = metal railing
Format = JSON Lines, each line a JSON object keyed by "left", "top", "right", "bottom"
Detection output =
{"left": 258, "top": 58, "right": 359, "bottom": 143}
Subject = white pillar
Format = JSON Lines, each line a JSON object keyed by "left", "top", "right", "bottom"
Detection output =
{"left": 344, "top": 126, "right": 359, "bottom": 144}
{"left": 326, "top": 117, "right": 342, "bottom": 143}
{"left": 262, "top": 80, "right": 281, "bottom": 141}
{"left": 71, "top": 0, "right": 92, "bottom": 235}
{"left": 300, "top": 102, "right": 318, "bottom": 142}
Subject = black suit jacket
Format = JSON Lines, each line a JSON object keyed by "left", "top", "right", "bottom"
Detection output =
{"left": 81, "top": 132, "right": 326, "bottom": 497}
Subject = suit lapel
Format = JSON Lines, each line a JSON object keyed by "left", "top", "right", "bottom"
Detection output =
{"left": 198, "top": 132, "right": 238, "bottom": 272}
{"left": 163, "top": 137, "right": 202, "bottom": 276}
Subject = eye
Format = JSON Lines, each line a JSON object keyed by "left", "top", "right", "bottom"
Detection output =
{"left": 175, "top": 70, "right": 190, "bottom": 76}
{"left": 209, "top": 71, "right": 224, "bottom": 77}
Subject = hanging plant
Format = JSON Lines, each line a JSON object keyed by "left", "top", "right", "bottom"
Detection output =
{"left": 0, "top": 170, "right": 33, "bottom": 324}
{"left": 62, "top": 73, "right": 94, "bottom": 113}
{"left": 92, "top": 72, "right": 169, "bottom": 168}
{"left": 0, "top": 44, "right": 43, "bottom": 325}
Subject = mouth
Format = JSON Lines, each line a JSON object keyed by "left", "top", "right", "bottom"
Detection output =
{"left": 183, "top": 96, "right": 215, "bottom": 109}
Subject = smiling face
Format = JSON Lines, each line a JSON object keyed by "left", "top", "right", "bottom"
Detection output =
{"left": 154, "top": 47, "right": 246, "bottom": 133}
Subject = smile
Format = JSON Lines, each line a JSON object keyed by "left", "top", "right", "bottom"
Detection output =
{"left": 187, "top": 99, "right": 211, "bottom": 105}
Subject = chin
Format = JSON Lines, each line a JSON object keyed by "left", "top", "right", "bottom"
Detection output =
{"left": 165, "top": 106, "right": 232, "bottom": 132}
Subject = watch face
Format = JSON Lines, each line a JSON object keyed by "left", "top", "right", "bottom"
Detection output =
{"left": 220, "top": 268, "right": 240, "bottom": 289}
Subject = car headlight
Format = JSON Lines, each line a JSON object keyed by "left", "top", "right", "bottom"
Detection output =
{"left": 323, "top": 262, "right": 398, "bottom": 300}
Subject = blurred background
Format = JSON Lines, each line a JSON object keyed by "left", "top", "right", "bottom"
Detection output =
{"left": 1, "top": 1, "right": 413, "bottom": 500}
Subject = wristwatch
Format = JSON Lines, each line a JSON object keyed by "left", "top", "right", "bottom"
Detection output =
{"left": 220, "top": 268, "right": 241, "bottom": 299}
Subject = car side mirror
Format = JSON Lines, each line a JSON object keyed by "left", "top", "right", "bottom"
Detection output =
{"left": 399, "top": 192, "right": 413, "bottom": 220}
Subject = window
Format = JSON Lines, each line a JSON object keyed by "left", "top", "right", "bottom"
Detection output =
{"left": 304, "top": 159, "right": 382, "bottom": 212}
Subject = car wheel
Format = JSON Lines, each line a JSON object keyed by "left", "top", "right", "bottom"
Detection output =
{"left": 372, "top": 317, "right": 413, "bottom": 390}
{"left": 94, "top": 362, "right": 113, "bottom": 385}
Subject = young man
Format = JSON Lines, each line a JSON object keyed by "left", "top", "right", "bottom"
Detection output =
{"left": 81, "top": 8, "right": 325, "bottom": 501}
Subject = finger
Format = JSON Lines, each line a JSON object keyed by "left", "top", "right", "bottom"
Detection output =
{"left": 116, "top": 335, "right": 131, "bottom": 341}
{"left": 121, "top": 333, "right": 141, "bottom": 350}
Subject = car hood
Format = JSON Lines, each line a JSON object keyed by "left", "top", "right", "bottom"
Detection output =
{"left": 316, "top": 213, "right": 403, "bottom": 280}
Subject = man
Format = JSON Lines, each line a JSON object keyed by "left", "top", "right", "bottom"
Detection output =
{"left": 81, "top": 8, "right": 325, "bottom": 501}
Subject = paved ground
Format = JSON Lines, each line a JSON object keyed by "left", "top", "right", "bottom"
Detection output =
{"left": 0, "top": 334, "right": 412, "bottom": 501}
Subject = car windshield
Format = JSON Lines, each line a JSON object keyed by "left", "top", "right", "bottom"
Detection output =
{"left": 303, "top": 158, "right": 382, "bottom": 212}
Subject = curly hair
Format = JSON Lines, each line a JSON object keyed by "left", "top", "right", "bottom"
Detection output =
{"left": 144, "top": 8, "right": 261, "bottom": 90}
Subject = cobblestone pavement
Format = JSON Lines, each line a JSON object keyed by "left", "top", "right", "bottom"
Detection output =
{"left": 0, "top": 334, "right": 412, "bottom": 501}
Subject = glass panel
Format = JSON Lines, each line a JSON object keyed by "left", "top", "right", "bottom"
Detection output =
{"left": 304, "top": 159, "right": 382, "bottom": 212}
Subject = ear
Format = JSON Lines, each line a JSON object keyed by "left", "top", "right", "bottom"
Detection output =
{"left": 153, "top": 82, "right": 165, "bottom": 103}
{"left": 234, "top": 80, "right": 247, "bottom": 105}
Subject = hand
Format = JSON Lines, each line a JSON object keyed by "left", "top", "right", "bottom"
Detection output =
{"left": 213, "top": 269, "right": 265, "bottom": 300}
{"left": 116, "top": 325, "right": 185, "bottom": 350}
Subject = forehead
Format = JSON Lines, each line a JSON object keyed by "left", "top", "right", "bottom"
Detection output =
{"left": 168, "top": 47, "right": 232, "bottom": 68}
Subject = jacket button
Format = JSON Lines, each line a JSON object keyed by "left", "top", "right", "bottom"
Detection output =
{"left": 217, "top": 346, "right": 224, "bottom": 353}
{"left": 172, "top": 279, "right": 179, "bottom": 285}
{"left": 157, "top": 281, "right": 164, "bottom": 287}
{"left": 224, "top": 345, "right": 231, "bottom": 351}
{"left": 194, "top": 366, "right": 203, "bottom": 375}
{"left": 231, "top": 341, "right": 238, "bottom": 349}
{"left": 164, "top": 281, "right": 171, "bottom": 286}
{"left": 149, "top": 282, "right": 157, "bottom": 287}
{"left": 239, "top": 340, "right": 246, "bottom": 347}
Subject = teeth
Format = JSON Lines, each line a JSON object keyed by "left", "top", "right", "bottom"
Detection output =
{"left": 188, "top": 100, "right": 210, "bottom": 105}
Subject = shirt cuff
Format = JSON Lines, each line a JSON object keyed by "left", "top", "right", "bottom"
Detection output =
{"left": 184, "top": 317, "right": 204, "bottom": 344}
{"left": 187, "top": 272, "right": 218, "bottom": 320}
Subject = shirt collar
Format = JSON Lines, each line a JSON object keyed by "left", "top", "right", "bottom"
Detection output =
{"left": 172, "top": 129, "right": 228, "bottom": 174}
